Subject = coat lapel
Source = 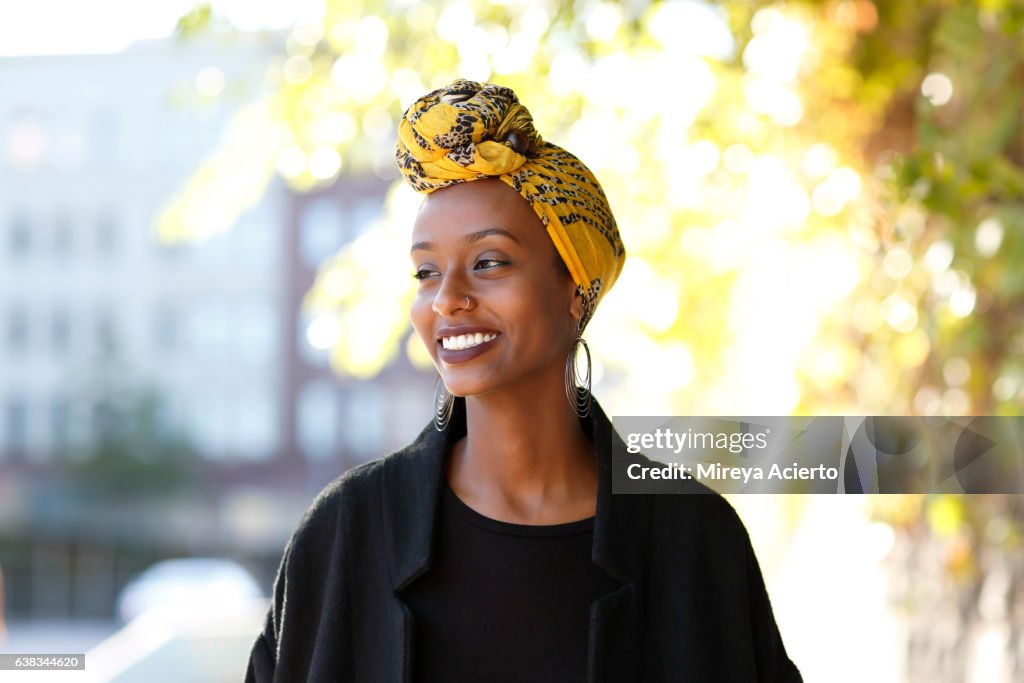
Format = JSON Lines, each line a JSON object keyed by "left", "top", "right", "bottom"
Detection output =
{"left": 380, "top": 418, "right": 452, "bottom": 593}
{"left": 587, "top": 400, "right": 651, "bottom": 682}
{"left": 379, "top": 400, "right": 465, "bottom": 683}
{"left": 380, "top": 396, "right": 649, "bottom": 682}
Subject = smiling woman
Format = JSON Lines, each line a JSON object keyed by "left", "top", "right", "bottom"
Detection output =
{"left": 246, "top": 79, "right": 803, "bottom": 682}
{"left": 410, "top": 179, "right": 584, "bottom": 435}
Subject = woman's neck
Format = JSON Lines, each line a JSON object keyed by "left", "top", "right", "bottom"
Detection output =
{"left": 445, "top": 389, "right": 598, "bottom": 525}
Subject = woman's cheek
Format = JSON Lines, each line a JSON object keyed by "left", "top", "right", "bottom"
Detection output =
{"left": 409, "top": 298, "right": 433, "bottom": 345}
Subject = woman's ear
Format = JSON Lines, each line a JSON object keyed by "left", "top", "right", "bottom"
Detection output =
{"left": 568, "top": 280, "right": 583, "bottom": 329}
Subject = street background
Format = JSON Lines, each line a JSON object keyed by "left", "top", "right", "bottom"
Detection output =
{"left": 1, "top": 0, "right": 1022, "bottom": 681}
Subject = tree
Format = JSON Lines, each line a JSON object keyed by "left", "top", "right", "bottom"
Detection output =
{"left": 162, "top": 1, "right": 1024, "bottom": 679}
{"left": 62, "top": 387, "right": 201, "bottom": 502}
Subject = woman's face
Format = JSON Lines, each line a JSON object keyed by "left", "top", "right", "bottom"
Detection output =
{"left": 410, "top": 178, "right": 581, "bottom": 399}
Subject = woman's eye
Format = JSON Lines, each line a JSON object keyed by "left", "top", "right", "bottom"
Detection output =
{"left": 413, "top": 260, "right": 504, "bottom": 280}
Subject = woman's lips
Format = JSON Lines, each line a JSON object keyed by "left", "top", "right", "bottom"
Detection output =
{"left": 437, "top": 333, "right": 500, "bottom": 364}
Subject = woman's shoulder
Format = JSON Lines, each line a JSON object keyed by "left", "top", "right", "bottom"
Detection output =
{"left": 289, "top": 433, "right": 439, "bottom": 543}
{"left": 643, "top": 471, "right": 751, "bottom": 546}
{"left": 308, "top": 458, "right": 386, "bottom": 512}
{"left": 620, "top": 447, "right": 747, "bottom": 530}
{"left": 281, "top": 459, "right": 383, "bottom": 549}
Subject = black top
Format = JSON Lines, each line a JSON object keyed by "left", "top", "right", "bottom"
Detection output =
{"left": 401, "top": 480, "right": 622, "bottom": 683}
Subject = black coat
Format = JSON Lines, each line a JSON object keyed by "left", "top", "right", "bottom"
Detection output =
{"left": 246, "top": 398, "right": 803, "bottom": 682}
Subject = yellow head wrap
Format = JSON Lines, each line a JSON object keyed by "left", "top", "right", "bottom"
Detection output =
{"left": 396, "top": 79, "right": 625, "bottom": 330}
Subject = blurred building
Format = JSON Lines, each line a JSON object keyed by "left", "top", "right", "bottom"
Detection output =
{"left": 0, "top": 35, "right": 431, "bottom": 620}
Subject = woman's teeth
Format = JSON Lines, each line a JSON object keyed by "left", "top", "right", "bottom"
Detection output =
{"left": 442, "top": 332, "right": 497, "bottom": 350}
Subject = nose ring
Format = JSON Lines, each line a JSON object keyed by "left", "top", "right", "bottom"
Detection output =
{"left": 433, "top": 294, "right": 474, "bottom": 315}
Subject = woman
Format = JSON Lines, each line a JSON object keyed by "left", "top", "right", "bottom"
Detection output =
{"left": 246, "top": 79, "right": 802, "bottom": 682}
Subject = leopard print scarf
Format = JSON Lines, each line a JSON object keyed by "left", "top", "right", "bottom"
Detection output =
{"left": 395, "top": 79, "right": 625, "bottom": 330}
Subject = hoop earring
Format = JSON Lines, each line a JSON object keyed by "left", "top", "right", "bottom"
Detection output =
{"left": 433, "top": 375, "right": 454, "bottom": 431}
{"left": 564, "top": 327, "right": 592, "bottom": 419}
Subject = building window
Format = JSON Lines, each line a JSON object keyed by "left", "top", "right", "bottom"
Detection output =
{"left": 9, "top": 213, "right": 31, "bottom": 256}
{"left": 392, "top": 380, "right": 431, "bottom": 447}
{"left": 235, "top": 212, "right": 276, "bottom": 269}
{"left": 236, "top": 298, "right": 275, "bottom": 363}
{"left": 235, "top": 390, "right": 277, "bottom": 459}
{"left": 194, "top": 230, "right": 229, "bottom": 271}
{"left": 53, "top": 214, "right": 72, "bottom": 257}
{"left": 50, "top": 114, "right": 84, "bottom": 171}
{"left": 5, "top": 397, "right": 28, "bottom": 453}
{"left": 190, "top": 393, "right": 229, "bottom": 459}
{"left": 297, "top": 310, "right": 330, "bottom": 368}
{"left": 6, "top": 306, "right": 29, "bottom": 352}
{"left": 342, "top": 383, "right": 385, "bottom": 456}
{"left": 6, "top": 114, "right": 47, "bottom": 169}
{"left": 88, "top": 110, "right": 119, "bottom": 163}
{"left": 297, "top": 380, "right": 340, "bottom": 461}
{"left": 299, "top": 198, "right": 347, "bottom": 268}
{"left": 95, "top": 308, "right": 117, "bottom": 357}
{"left": 188, "top": 299, "right": 228, "bottom": 358}
{"left": 350, "top": 199, "right": 382, "bottom": 239}
{"left": 154, "top": 304, "right": 177, "bottom": 352}
{"left": 52, "top": 306, "right": 70, "bottom": 353}
{"left": 91, "top": 400, "right": 115, "bottom": 440}
{"left": 51, "top": 396, "right": 71, "bottom": 450}
{"left": 153, "top": 232, "right": 188, "bottom": 261}
{"left": 96, "top": 213, "right": 118, "bottom": 256}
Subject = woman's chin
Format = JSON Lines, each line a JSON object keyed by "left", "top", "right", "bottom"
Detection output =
{"left": 440, "top": 380, "right": 485, "bottom": 398}
{"left": 439, "top": 372, "right": 502, "bottom": 399}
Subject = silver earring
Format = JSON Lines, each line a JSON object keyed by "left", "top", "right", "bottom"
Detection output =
{"left": 433, "top": 374, "right": 454, "bottom": 431}
{"left": 564, "top": 324, "right": 592, "bottom": 418}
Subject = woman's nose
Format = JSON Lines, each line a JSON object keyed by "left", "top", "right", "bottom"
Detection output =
{"left": 431, "top": 275, "right": 474, "bottom": 316}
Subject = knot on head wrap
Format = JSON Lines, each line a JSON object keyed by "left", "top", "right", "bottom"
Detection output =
{"left": 396, "top": 79, "right": 626, "bottom": 331}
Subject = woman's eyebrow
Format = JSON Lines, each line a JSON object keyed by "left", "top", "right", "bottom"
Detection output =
{"left": 410, "top": 227, "right": 520, "bottom": 254}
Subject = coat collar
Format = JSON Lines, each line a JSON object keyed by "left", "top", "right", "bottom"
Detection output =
{"left": 380, "top": 396, "right": 651, "bottom": 592}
